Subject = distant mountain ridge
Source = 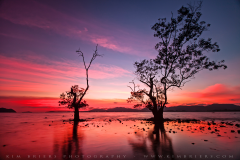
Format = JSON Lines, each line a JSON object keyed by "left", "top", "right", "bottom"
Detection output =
{"left": 87, "top": 107, "right": 150, "bottom": 112}
{"left": 87, "top": 104, "right": 240, "bottom": 112}
{"left": 0, "top": 108, "right": 16, "bottom": 112}
{"left": 1, "top": 104, "right": 239, "bottom": 113}
{"left": 164, "top": 104, "right": 240, "bottom": 112}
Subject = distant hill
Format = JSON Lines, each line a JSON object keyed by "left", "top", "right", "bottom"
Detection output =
{"left": 87, "top": 109, "right": 107, "bottom": 112}
{"left": 87, "top": 107, "right": 149, "bottom": 112}
{"left": 164, "top": 104, "right": 240, "bottom": 112}
{"left": 0, "top": 108, "right": 16, "bottom": 113}
{"left": 22, "top": 111, "right": 32, "bottom": 113}
{"left": 87, "top": 104, "right": 240, "bottom": 112}
{"left": 46, "top": 111, "right": 72, "bottom": 113}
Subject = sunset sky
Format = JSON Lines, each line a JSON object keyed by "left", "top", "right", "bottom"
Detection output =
{"left": 0, "top": 0, "right": 240, "bottom": 112}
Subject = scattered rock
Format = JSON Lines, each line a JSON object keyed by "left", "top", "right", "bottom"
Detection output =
{"left": 3, "top": 145, "right": 6, "bottom": 147}
{"left": 231, "top": 130, "right": 235, "bottom": 133}
{"left": 204, "top": 140, "right": 208, "bottom": 141}
{"left": 235, "top": 124, "right": 240, "bottom": 127}
{"left": 49, "top": 124, "right": 51, "bottom": 126}
{"left": 199, "top": 126, "right": 205, "bottom": 130}
{"left": 191, "top": 143, "right": 195, "bottom": 145}
{"left": 237, "top": 130, "right": 240, "bottom": 134}
{"left": 208, "top": 127, "right": 211, "bottom": 130}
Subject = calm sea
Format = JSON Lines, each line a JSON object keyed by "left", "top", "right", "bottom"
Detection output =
{"left": 0, "top": 112, "right": 240, "bottom": 160}
{"left": 1, "top": 112, "right": 240, "bottom": 124}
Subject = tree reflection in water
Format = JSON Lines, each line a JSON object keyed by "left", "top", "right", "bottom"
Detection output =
{"left": 129, "top": 122, "right": 174, "bottom": 160}
{"left": 53, "top": 121, "right": 84, "bottom": 160}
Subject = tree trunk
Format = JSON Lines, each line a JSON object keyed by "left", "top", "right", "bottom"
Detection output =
{"left": 74, "top": 106, "right": 79, "bottom": 121}
{"left": 71, "top": 90, "right": 79, "bottom": 121}
{"left": 153, "top": 107, "right": 164, "bottom": 122}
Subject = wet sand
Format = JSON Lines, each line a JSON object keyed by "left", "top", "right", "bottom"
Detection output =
{"left": 1, "top": 117, "right": 240, "bottom": 160}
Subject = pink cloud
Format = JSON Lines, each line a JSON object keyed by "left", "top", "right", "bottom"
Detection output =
{"left": 0, "top": 53, "right": 131, "bottom": 96}
{"left": 0, "top": 0, "right": 155, "bottom": 57}
{"left": 177, "top": 83, "right": 240, "bottom": 104}
{"left": 91, "top": 37, "right": 140, "bottom": 55}
{"left": 0, "top": 96, "right": 132, "bottom": 112}
{"left": 0, "top": 0, "right": 87, "bottom": 37}
{"left": 0, "top": 54, "right": 130, "bottom": 79}
{"left": 202, "top": 84, "right": 229, "bottom": 93}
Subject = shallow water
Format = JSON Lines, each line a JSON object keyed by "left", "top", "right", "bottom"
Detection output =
{"left": 0, "top": 112, "right": 240, "bottom": 160}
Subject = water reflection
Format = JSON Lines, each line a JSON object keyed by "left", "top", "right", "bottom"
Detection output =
{"left": 129, "top": 122, "right": 174, "bottom": 160}
{"left": 54, "top": 121, "right": 84, "bottom": 160}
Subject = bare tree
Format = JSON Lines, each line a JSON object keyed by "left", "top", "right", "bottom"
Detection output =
{"left": 59, "top": 45, "right": 102, "bottom": 121}
{"left": 128, "top": 1, "right": 227, "bottom": 122}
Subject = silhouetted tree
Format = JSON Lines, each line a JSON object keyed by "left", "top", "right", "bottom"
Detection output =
{"left": 128, "top": 1, "right": 227, "bottom": 122}
{"left": 59, "top": 45, "right": 101, "bottom": 121}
